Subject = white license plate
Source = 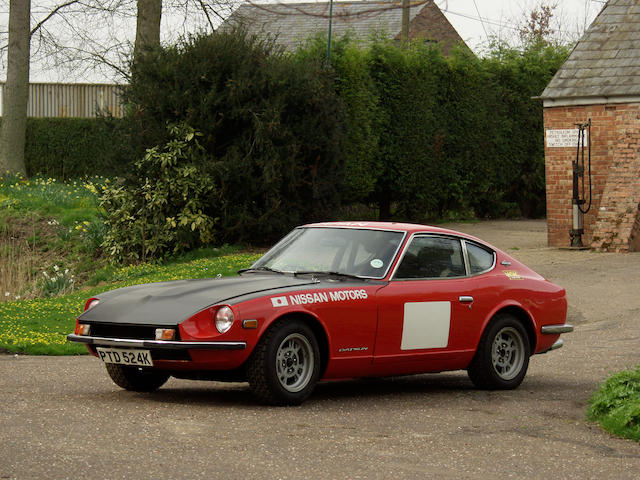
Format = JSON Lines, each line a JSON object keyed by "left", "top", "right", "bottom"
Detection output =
{"left": 96, "top": 347, "right": 153, "bottom": 367}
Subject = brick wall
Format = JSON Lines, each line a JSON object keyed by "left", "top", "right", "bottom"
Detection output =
{"left": 591, "top": 126, "right": 640, "bottom": 252}
{"left": 543, "top": 103, "right": 640, "bottom": 249}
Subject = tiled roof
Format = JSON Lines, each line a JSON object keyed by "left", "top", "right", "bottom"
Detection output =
{"left": 541, "top": 0, "right": 640, "bottom": 105}
{"left": 221, "top": 1, "right": 467, "bottom": 53}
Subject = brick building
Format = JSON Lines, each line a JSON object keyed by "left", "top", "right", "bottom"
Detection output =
{"left": 222, "top": 1, "right": 469, "bottom": 54}
{"left": 540, "top": 0, "right": 640, "bottom": 252}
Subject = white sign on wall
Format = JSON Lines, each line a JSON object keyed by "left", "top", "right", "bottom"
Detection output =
{"left": 545, "top": 129, "right": 588, "bottom": 148}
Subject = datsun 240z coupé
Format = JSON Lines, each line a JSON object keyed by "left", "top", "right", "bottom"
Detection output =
{"left": 68, "top": 222, "right": 573, "bottom": 405}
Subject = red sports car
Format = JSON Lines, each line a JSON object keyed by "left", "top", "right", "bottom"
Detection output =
{"left": 68, "top": 222, "right": 572, "bottom": 405}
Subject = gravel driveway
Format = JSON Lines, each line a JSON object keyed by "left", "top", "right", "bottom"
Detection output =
{"left": 1, "top": 220, "right": 639, "bottom": 479}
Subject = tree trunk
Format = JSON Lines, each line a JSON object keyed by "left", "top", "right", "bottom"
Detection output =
{"left": 0, "top": 0, "right": 31, "bottom": 176}
{"left": 134, "top": 0, "right": 162, "bottom": 59}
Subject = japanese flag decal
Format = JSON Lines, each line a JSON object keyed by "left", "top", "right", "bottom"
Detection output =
{"left": 271, "top": 296, "right": 289, "bottom": 307}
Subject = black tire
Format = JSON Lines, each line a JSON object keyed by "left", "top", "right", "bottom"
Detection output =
{"left": 246, "top": 320, "right": 321, "bottom": 406}
{"left": 105, "top": 364, "right": 169, "bottom": 392}
{"left": 467, "top": 313, "right": 531, "bottom": 390}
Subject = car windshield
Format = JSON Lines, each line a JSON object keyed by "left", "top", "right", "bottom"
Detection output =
{"left": 250, "top": 227, "right": 405, "bottom": 279}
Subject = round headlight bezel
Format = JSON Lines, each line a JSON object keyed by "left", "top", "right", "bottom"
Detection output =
{"left": 214, "top": 306, "right": 235, "bottom": 334}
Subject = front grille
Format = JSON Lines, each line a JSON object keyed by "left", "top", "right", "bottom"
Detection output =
{"left": 88, "top": 322, "right": 182, "bottom": 341}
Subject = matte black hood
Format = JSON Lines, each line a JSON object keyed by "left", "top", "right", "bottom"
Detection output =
{"left": 78, "top": 275, "right": 317, "bottom": 326}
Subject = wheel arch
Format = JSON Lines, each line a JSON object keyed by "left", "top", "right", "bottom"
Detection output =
{"left": 490, "top": 305, "right": 536, "bottom": 353}
{"left": 261, "top": 312, "right": 330, "bottom": 378}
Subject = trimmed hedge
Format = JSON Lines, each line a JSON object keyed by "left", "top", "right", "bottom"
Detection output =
{"left": 23, "top": 116, "right": 135, "bottom": 179}
{"left": 290, "top": 36, "right": 568, "bottom": 221}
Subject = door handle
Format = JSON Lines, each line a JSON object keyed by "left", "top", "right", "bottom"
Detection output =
{"left": 458, "top": 295, "right": 474, "bottom": 303}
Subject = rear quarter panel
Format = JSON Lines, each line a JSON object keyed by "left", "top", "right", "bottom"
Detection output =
{"left": 483, "top": 254, "right": 568, "bottom": 354}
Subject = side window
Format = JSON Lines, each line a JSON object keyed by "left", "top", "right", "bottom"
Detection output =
{"left": 394, "top": 236, "right": 465, "bottom": 279}
{"left": 466, "top": 242, "right": 495, "bottom": 275}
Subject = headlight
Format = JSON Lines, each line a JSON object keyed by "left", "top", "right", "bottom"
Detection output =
{"left": 214, "top": 306, "right": 234, "bottom": 333}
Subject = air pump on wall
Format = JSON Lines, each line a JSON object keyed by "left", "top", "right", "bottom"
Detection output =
{"left": 569, "top": 119, "right": 592, "bottom": 248}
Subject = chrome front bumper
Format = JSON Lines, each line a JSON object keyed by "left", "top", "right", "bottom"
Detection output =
{"left": 67, "top": 334, "right": 246, "bottom": 350}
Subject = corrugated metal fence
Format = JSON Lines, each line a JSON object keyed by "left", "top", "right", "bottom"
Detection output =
{"left": 0, "top": 83, "right": 124, "bottom": 118}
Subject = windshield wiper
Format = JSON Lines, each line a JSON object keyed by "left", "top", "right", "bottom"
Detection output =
{"left": 293, "top": 270, "right": 364, "bottom": 281}
{"left": 238, "top": 266, "right": 285, "bottom": 275}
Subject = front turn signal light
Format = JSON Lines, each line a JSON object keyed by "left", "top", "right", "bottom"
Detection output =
{"left": 77, "top": 324, "right": 91, "bottom": 336}
{"left": 155, "top": 328, "right": 176, "bottom": 341}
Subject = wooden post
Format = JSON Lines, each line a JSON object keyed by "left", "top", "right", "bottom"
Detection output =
{"left": 401, "top": 0, "right": 410, "bottom": 47}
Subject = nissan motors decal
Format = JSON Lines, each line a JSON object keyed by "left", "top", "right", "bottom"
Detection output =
{"left": 270, "top": 289, "right": 369, "bottom": 307}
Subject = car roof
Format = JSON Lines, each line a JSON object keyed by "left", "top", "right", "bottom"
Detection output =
{"left": 303, "top": 221, "right": 482, "bottom": 241}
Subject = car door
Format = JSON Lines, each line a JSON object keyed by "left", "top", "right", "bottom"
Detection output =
{"left": 373, "top": 235, "right": 495, "bottom": 371}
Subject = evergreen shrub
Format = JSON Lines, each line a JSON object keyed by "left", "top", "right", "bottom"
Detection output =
{"left": 122, "top": 29, "right": 345, "bottom": 244}
{"left": 101, "top": 123, "right": 215, "bottom": 263}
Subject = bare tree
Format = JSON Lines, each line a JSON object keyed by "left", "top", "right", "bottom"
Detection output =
{"left": 0, "top": 0, "right": 208, "bottom": 175}
{"left": 518, "top": 2, "right": 556, "bottom": 45}
{"left": 0, "top": 0, "right": 31, "bottom": 175}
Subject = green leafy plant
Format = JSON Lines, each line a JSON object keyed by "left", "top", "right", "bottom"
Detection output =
{"left": 101, "top": 123, "right": 216, "bottom": 263}
{"left": 588, "top": 365, "right": 640, "bottom": 442}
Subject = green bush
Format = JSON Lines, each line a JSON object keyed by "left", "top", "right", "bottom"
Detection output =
{"left": 101, "top": 123, "right": 215, "bottom": 263}
{"left": 121, "top": 29, "right": 345, "bottom": 244}
{"left": 588, "top": 365, "right": 640, "bottom": 442}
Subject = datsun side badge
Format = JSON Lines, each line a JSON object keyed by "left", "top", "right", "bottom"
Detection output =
{"left": 504, "top": 270, "right": 523, "bottom": 280}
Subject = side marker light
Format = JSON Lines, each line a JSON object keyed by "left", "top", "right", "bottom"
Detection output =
{"left": 242, "top": 319, "right": 258, "bottom": 329}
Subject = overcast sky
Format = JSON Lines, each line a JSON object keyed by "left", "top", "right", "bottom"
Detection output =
{"left": 438, "top": 0, "right": 604, "bottom": 51}
{"left": 0, "top": 0, "right": 606, "bottom": 83}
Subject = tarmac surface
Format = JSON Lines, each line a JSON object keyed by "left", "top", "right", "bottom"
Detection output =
{"left": 1, "top": 220, "right": 639, "bottom": 479}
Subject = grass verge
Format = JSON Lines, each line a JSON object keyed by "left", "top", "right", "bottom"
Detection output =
{"left": 587, "top": 365, "right": 640, "bottom": 442}
{"left": 0, "top": 174, "right": 108, "bottom": 300}
{"left": 0, "top": 250, "right": 261, "bottom": 355}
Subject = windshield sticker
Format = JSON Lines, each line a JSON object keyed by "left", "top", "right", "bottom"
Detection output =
{"left": 370, "top": 259, "right": 384, "bottom": 269}
{"left": 503, "top": 270, "right": 523, "bottom": 280}
{"left": 271, "top": 289, "right": 368, "bottom": 307}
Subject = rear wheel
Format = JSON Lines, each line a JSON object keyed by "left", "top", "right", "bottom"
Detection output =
{"left": 247, "top": 320, "right": 321, "bottom": 405}
{"left": 105, "top": 364, "right": 169, "bottom": 392}
{"left": 467, "top": 313, "right": 530, "bottom": 389}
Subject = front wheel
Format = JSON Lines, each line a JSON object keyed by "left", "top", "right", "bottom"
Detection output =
{"left": 246, "top": 320, "right": 321, "bottom": 405}
{"left": 105, "top": 364, "right": 169, "bottom": 392}
{"left": 467, "top": 314, "right": 531, "bottom": 389}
